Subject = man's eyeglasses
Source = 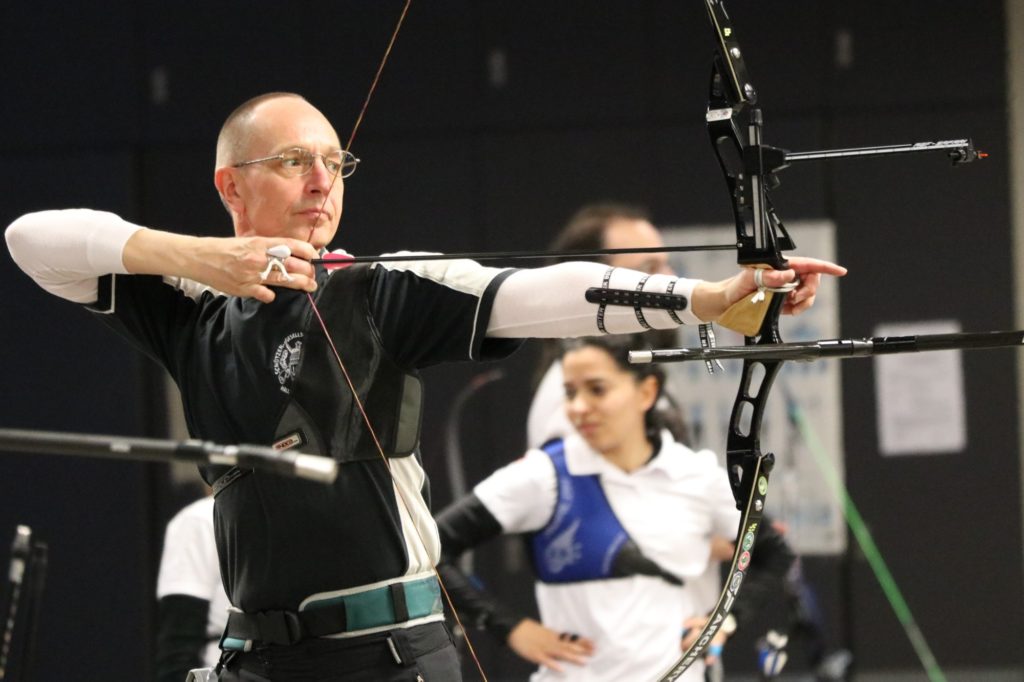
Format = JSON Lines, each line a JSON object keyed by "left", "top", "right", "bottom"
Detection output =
{"left": 232, "top": 147, "right": 360, "bottom": 178}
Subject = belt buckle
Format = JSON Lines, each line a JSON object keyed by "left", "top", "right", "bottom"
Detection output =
{"left": 255, "top": 610, "right": 304, "bottom": 645}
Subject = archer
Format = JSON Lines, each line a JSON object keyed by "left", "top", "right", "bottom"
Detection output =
{"left": 4, "top": 91, "right": 843, "bottom": 681}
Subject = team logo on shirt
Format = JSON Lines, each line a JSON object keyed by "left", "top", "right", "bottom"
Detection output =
{"left": 544, "top": 518, "right": 583, "bottom": 574}
{"left": 273, "top": 332, "right": 304, "bottom": 393}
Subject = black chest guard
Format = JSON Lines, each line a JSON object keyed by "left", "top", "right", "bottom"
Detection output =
{"left": 273, "top": 264, "right": 423, "bottom": 462}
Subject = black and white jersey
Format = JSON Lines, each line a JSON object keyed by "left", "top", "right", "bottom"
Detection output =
{"left": 89, "top": 257, "right": 519, "bottom": 612}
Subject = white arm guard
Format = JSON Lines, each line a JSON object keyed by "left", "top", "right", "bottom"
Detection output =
{"left": 5, "top": 209, "right": 143, "bottom": 303}
{"left": 487, "top": 261, "right": 703, "bottom": 338}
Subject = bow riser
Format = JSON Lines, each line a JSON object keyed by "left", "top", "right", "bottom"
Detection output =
{"left": 726, "top": 292, "right": 786, "bottom": 507}
{"left": 708, "top": 69, "right": 794, "bottom": 269}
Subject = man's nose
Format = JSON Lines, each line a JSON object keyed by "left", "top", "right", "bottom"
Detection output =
{"left": 307, "top": 158, "right": 337, "bottom": 192}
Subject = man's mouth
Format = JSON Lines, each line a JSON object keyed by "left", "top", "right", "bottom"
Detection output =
{"left": 299, "top": 208, "right": 331, "bottom": 222}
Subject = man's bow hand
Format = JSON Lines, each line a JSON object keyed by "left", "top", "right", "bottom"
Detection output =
{"left": 692, "top": 256, "right": 847, "bottom": 326}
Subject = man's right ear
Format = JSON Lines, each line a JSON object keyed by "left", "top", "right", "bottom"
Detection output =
{"left": 214, "top": 167, "right": 244, "bottom": 214}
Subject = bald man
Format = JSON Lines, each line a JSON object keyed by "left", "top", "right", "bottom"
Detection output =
{"left": 6, "top": 92, "right": 844, "bottom": 680}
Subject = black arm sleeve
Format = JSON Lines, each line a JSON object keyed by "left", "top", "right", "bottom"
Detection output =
{"left": 155, "top": 594, "right": 211, "bottom": 682}
{"left": 435, "top": 493, "right": 526, "bottom": 644}
{"left": 729, "top": 516, "right": 796, "bottom": 630}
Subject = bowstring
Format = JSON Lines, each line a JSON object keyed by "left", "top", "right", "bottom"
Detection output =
{"left": 301, "top": 2, "right": 489, "bottom": 679}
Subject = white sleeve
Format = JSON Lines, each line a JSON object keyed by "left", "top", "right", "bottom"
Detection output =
{"left": 156, "top": 500, "right": 222, "bottom": 601}
{"left": 473, "top": 450, "right": 559, "bottom": 533}
{"left": 5, "top": 209, "right": 144, "bottom": 304}
{"left": 486, "top": 261, "right": 703, "bottom": 338}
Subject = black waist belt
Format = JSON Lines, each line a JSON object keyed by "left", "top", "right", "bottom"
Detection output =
{"left": 222, "top": 575, "right": 442, "bottom": 650}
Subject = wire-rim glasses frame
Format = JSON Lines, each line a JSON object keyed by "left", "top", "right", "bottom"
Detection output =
{"left": 232, "top": 147, "right": 360, "bottom": 178}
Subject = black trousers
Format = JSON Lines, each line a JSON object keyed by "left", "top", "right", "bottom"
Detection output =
{"left": 217, "top": 622, "right": 461, "bottom": 682}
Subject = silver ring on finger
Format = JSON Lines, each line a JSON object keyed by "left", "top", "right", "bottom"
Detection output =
{"left": 260, "top": 245, "right": 294, "bottom": 282}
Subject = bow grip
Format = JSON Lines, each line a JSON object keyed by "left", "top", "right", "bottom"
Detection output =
{"left": 716, "top": 264, "right": 783, "bottom": 337}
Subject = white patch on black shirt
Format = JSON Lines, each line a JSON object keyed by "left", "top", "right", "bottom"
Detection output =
{"left": 273, "top": 332, "right": 304, "bottom": 393}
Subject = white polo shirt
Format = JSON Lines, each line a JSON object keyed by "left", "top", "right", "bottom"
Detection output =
{"left": 474, "top": 433, "right": 740, "bottom": 682}
{"left": 157, "top": 496, "right": 230, "bottom": 667}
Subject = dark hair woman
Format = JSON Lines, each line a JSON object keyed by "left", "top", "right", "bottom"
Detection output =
{"left": 437, "top": 334, "right": 793, "bottom": 681}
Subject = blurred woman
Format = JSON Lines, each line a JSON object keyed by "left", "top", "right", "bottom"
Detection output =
{"left": 437, "top": 334, "right": 793, "bottom": 681}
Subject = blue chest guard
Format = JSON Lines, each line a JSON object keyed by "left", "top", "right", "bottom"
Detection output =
{"left": 530, "top": 439, "right": 682, "bottom": 586}
{"left": 530, "top": 439, "right": 629, "bottom": 583}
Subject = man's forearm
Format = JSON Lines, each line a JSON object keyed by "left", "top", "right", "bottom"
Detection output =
{"left": 121, "top": 227, "right": 205, "bottom": 279}
{"left": 691, "top": 279, "right": 731, "bottom": 324}
{"left": 7, "top": 209, "right": 319, "bottom": 305}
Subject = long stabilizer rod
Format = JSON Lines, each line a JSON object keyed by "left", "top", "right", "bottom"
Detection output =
{"left": 629, "top": 330, "right": 1024, "bottom": 365}
{"left": 0, "top": 428, "right": 337, "bottom": 484}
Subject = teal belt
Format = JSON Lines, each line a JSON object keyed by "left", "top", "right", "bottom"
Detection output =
{"left": 222, "top": 576, "right": 442, "bottom": 650}
{"left": 305, "top": 575, "right": 442, "bottom": 631}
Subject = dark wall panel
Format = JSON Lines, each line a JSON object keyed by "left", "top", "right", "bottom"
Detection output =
{"left": 831, "top": 105, "right": 1021, "bottom": 668}
{"left": 141, "top": 145, "right": 233, "bottom": 237}
{"left": 346, "top": 3, "right": 481, "bottom": 135}
{"left": 338, "top": 133, "right": 480, "bottom": 256}
{"left": 137, "top": 1, "right": 474, "bottom": 145}
{"left": 477, "top": 128, "right": 658, "bottom": 251}
{"left": 0, "top": 1, "right": 141, "bottom": 149}
{"left": 139, "top": 1, "right": 333, "bottom": 144}
{"left": 649, "top": 122, "right": 733, "bottom": 225}
{"left": 475, "top": 2, "right": 654, "bottom": 129}
{"left": 827, "top": 0, "right": 1005, "bottom": 111}
{"left": 0, "top": 153, "right": 155, "bottom": 679}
